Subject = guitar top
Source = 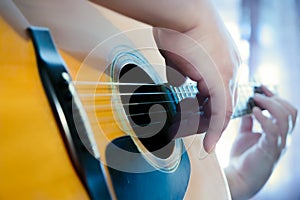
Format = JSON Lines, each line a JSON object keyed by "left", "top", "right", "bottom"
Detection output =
{"left": 0, "top": 1, "right": 260, "bottom": 199}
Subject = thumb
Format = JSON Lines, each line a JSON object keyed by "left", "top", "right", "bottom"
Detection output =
{"left": 203, "top": 85, "right": 231, "bottom": 153}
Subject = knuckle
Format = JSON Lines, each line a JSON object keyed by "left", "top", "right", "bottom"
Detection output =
{"left": 293, "top": 108, "right": 298, "bottom": 122}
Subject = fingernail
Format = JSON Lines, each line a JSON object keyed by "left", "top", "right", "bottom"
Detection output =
{"left": 254, "top": 93, "right": 263, "bottom": 98}
{"left": 254, "top": 93, "right": 265, "bottom": 101}
{"left": 252, "top": 106, "right": 259, "bottom": 112}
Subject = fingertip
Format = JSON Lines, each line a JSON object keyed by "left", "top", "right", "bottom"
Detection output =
{"left": 254, "top": 93, "right": 264, "bottom": 100}
{"left": 203, "top": 130, "right": 220, "bottom": 153}
{"left": 240, "top": 115, "right": 253, "bottom": 132}
{"left": 203, "top": 139, "right": 214, "bottom": 153}
{"left": 252, "top": 106, "right": 261, "bottom": 113}
{"left": 252, "top": 106, "right": 266, "bottom": 124}
{"left": 293, "top": 108, "right": 299, "bottom": 126}
{"left": 252, "top": 106, "right": 261, "bottom": 117}
{"left": 261, "top": 85, "right": 274, "bottom": 97}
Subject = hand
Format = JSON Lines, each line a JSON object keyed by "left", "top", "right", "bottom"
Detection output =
{"left": 225, "top": 86, "right": 298, "bottom": 200}
{"left": 93, "top": 0, "right": 240, "bottom": 153}
{"left": 153, "top": 15, "right": 240, "bottom": 153}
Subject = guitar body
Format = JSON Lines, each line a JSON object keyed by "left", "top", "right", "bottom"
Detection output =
{"left": 0, "top": 11, "right": 92, "bottom": 199}
{"left": 0, "top": 1, "right": 231, "bottom": 199}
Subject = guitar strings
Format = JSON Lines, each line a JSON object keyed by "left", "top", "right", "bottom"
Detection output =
{"left": 74, "top": 81, "right": 158, "bottom": 86}
{"left": 72, "top": 109, "right": 162, "bottom": 133}
{"left": 75, "top": 80, "right": 207, "bottom": 128}
{"left": 93, "top": 110, "right": 203, "bottom": 123}
{"left": 76, "top": 89, "right": 198, "bottom": 97}
{"left": 74, "top": 81, "right": 257, "bottom": 129}
{"left": 77, "top": 88, "right": 206, "bottom": 122}
{"left": 82, "top": 100, "right": 203, "bottom": 128}
{"left": 85, "top": 105, "right": 166, "bottom": 129}
{"left": 83, "top": 100, "right": 175, "bottom": 106}
{"left": 90, "top": 119, "right": 163, "bottom": 129}
{"left": 79, "top": 94, "right": 206, "bottom": 109}
{"left": 84, "top": 104, "right": 175, "bottom": 118}
{"left": 74, "top": 81, "right": 198, "bottom": 95}
{"left": 87, "top": 109, "right": 203, "bottom": 130}
{"left": 78, "top": 92, "right": 173, "bottom": 97}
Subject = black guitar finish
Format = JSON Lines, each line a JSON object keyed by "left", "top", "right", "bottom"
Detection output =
{"left": 119, "top": 64, "right": 179, "bottom": 157}
{"left": 106, "top": 136, "right": 191, "bottom": 200}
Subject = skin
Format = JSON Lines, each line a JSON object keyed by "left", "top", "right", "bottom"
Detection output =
{"left": 90, "top": 1, "right": 298, "bottom": 198}
{"left": 92, "top": 0, "right": 241, "bottom": 153}
{"left": 11, "top": 0, "right": 298, "bottom": 198}
{"left": 225, "top": 86, "right": 298, "bottom": 199}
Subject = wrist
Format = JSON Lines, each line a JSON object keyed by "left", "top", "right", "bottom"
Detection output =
{"left": 225, "top": 164, "right": 251, "bottom": 200}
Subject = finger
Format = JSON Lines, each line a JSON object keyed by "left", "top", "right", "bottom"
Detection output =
{"left": 252, "top": 107, "right": 271, "bottom": 126}
{"left": 197, "top": 78, "right": 210, "bottom": 99}
{"left": 273, "top": 97, "right": 298, "bottom": 128}
{"left": 253, "top": 106, "right": 288, "bottom": 151}
{"left": 203, "top": 84, "right": 231, "bottom": 153}
{"left": 203, "top": 120, "right": 223, "bottom": 153}
{"left": 259, "top": 83, "right": 297, "bottom": 137}
{"left": 168, "top": 98, "right": 210, "bottom": 138}
{"left": 230, "top": 132, "right": 261, "bottom": 158}
{"left": 253, "top": 107, "right": 279, "bottom": 143}
{"left": 182, "top": 97, "right": 210, "bottom": 133}
{"left": 153, "top": 28, "right": 199, "bottom": 87}
{"left": 261, "top": 85, "right": 274, "bottom": 97}
{"left": 254, "top": 94, "right": 288, "bottom": 124}
{"left": 254, "top": 94, "right": 290, "bottom": 148}
{"left": 239, "top": 115, "right": 253, "bottom": 133}
{"left": 165, "top": 55, "right": 187, "bottom": 86}
{"left": 223, "top": 86, "right": 234, "bottom": 132}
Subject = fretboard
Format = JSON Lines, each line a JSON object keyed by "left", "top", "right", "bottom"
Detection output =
{"left": 168, "top": 80, "right": 263, "bottom": 119}
{"left": 169, "top": 81, "right": 199, "bottom": 104}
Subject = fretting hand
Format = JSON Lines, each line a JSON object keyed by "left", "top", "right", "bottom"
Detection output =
{"left": 225, "top": 86, "right": 298, "bottom": 199}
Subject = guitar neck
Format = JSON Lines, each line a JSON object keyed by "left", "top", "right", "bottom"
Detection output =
{"left": 167, "top": 80, "right": 263, "bottom": 119}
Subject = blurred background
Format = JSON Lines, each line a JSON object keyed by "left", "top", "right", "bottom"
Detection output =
{"left": 214, "top": 0, "right": 300, "bottom": 199}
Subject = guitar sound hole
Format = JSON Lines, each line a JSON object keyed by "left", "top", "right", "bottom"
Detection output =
{"left": 119, "top": 64, "right": 178, "bottom": 159}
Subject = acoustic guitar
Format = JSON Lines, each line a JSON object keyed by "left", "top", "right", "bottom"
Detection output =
{"left": 0, "top": 1, "right": 259, "bottom": 199}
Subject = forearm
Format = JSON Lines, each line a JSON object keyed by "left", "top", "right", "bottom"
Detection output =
{"left": 225, "top": 151, "right": 275, "bottom": 200}
{"left": 91, "top": 0, "right": 219, "bottom": 32}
